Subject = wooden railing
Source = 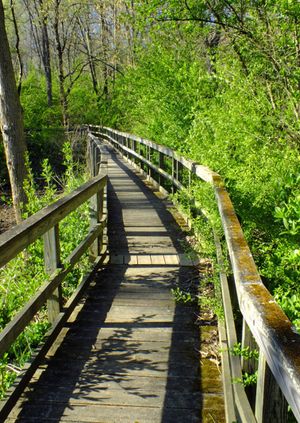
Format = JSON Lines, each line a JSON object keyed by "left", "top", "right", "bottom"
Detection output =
{"left": 0, "top": 133, "right": 107, "bottom": 419}
{"left": 89, "top": 125, "right": 300, "bottom": 423}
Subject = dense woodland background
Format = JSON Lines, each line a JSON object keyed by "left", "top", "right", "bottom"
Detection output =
{"left": 0, "top": 1, "right": 300, "bottom": 327}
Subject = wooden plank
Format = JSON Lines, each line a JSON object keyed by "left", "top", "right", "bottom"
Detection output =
{"left": 214, "top": 233, "right": 256, "bottom": 422}
{"left": 136, "top": 255, "right": 152, "bottom": 265}
{"left": 0, "top": 224, "right": 105, "bottom": 357}
{"left": 99, "top": 126, "right": 217, "bottom": 183}
{"left": 4, "top": 142, "right": 224, "bottom": 423}
{"left": 163, "top": 254, "right": 180, "bottom": 265}
{"left": 215, "top": 182, "right": 300, "bottom": 420}
{"left": 16, "top": 389, "right": 203, "bottom": 409}
{"left": 0, "top": 255, "right": 106, "bottom": 421}
{"left": 89, "top": 191, "right": 101, "bottom": 258}
{"left": 150, "top": 255, "right": 166, "bottom": 265}
{"left": 0, "top": 173, "right": 107, "bottom": 268}
{"left": 218, "top": 321, "right": 238, "bottom": 423}
{"left": 255, "top": 354, "right": 288, "bottom": 422}
{"left": 43, "top": 225, "right": 62, "bottom": 324}
{"left": 8, "top": 404, "right": 202, "bottom": 423}
{"left": 68, "top": 220, "right": 106, "bottom": 266}
{"left": 123, "top": 254, "right": 138, "bottom": 265}
{"left": 103, "top": 133, "right": 183, "bottom": 190}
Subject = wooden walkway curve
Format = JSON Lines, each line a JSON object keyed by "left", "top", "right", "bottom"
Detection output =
{"left": 6, "top": 146, "right": 225, "bottom": 422}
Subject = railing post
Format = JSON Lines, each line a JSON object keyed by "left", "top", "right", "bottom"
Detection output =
{"left": 87, "top": 135, "right": 93, "bottom": 177}
{"left": 89, "top": 189, "right": 103, "bottom": 260}
{"left": 171, "top": 155, "right": 175, "bottom": 193}
{"left": 241, "top": 319, "right": 258, "bottom": 407}
{"left": 241, "top": 319, "right": 258, "bottom": 375}
{"left": 43, "top": 225, "right": 62, "bottom": 324}
{"left": 159, "top": 152, "right": 164, "bottom": 188}
{"left": 255, "top": 354, "right": 288, "bottom": 422}
{"left": 148, "top": 146, "right": 151, "bottom": 180}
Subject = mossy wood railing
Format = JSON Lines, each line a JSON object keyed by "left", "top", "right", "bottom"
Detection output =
{"left": 0, "top": 133, "right": 107, "bottom": 419}
{"left": 89, "top": 125, "right": 300, "bottom": 423}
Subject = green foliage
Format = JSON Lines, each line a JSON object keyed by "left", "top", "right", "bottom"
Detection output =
{"left": 233, "top": 371, "right": 258, "bottom": 387}
{"left": 0, "top": 141, "right": 90, "bottom": 397}
{"left": 21, "top": 71, "right": 62, "bottom": 129}
{"left": 67, "top": 75, "right": 101, "bottom": 125}
{"left": 103, "top": 3, "right": 300, "bottom": 329}
{"left": 230, "top": 342, "right": 259, "bottom": 387}
{"left": 171, "top": 287, "right": 194, "bottom": 304}
{"left": 230, "top": 342, "right": 259, "bottom": 361}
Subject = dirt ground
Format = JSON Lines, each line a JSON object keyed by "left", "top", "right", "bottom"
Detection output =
{"left": 0, "top": 204, "right": 15, "bottom": 234}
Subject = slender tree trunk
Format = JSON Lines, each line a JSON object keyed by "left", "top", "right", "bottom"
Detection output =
{"left": 0, "top": 0, "right": 27, "bottom": 223}
{"left": 10, "top": 0, "right": 23, "bottom": 94}
{"left": 53, "top": 0, "right": 68, "bottom": 127}
{"left": 23, "top": 0, "right": 53, "bottom": 106}
{"left": 100, "top": 5, "right": 109, "bottom": 99}
{"left": 40, "top": 2, "right": 52, "bottom": 106}
{"left": 79, "top": 19, "right": 99, "bottom": 97}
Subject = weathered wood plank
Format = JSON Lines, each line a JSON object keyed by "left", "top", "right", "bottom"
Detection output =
{"left": 43, "top": 225, "right": 62, "bottom": 324}
{"left": 4, "top": 143, "right": 224, "bottom": 423}
{"left": 0, "top": 221, "right": 107, "bottom": 358}
{"left": 8, "top": 404, "right": 202, "bottom": 423}
{"left": 163, "top": 254, "right": 180, "bottom": 265}
{"left": 0, "top": 254, "right": 106, "bottom": 421}
{"left": 255, "top": 354, "right": 288, "bottom": 422}
{"left": 215, "top": 181, "right": 300, "bottom": 420}
{"left": 0, "top": 172, "right": 107, "bottom": 268}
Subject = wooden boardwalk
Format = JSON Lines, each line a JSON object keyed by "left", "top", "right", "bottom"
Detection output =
{"left": 7, "top": 148, "right": 224, "bottom": 422}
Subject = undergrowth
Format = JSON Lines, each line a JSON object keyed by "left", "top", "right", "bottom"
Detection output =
{"left": 0, "top": 139, "right": 90, "bottom": 398}
{"left": 171, "top": 183, "right": 225, "bottom": 321}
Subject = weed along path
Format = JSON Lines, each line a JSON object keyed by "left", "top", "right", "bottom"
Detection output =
{"left": 6, "top": 147, "right": 225, "bottom": 422}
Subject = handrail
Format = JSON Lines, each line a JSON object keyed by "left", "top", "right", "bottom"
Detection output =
{"left": 89, "top": 125, "right": 300, "bottom": 423}
{"left": 0, "top": 134, "right": 108, "bottom": 419}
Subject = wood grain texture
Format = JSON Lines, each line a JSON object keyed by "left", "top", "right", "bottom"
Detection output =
{"left": 6, "top": 146, "right": 224, "bottom": 423}
{"left": 43, "top": 225, "right": 62, "bottom": 324}
{"left": 96, "top": 125, "right": 300, "bottom": 421}
{"left": 0, "top": 173, "right": 107, "bottom": 268}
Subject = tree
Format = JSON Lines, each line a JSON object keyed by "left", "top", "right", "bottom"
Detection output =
{"left": 23, "top": 0, "right": 53, "bottom": 106}
{"left": 0, "top": 0, "right": 27, "bottom": 223}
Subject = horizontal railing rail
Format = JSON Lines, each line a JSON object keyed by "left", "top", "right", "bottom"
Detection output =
{"left": 89, "top": 125, "right": 300, "bottom": 423}
{"left": 0, "top": 133, "right": 108, "bottom": 419}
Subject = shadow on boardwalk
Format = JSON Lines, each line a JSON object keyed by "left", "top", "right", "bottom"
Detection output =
{"left": 8, "top": 149, "right": 205, "bottom": 423}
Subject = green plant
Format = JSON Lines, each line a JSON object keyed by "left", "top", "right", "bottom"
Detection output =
{"left": 0, "top": 139, "right": 90, "bottom": 397}
{"left": 229, "top": 342, "right": 259, "bottom": 361}
{"left": 233, "top": 371, "right": 258, "bottom": 387}
{"left": 171, "top": 287, "right": 194, "bottom": 304}
{"left": 230, "top": 342, "right": 259, "bottom": 387}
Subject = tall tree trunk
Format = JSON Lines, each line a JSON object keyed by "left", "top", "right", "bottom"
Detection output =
{"left": 100, "top": 4, "right": 109, "bottom": 99}
{"left": 39, "top": 0, "right": 52, "bottom": 106}
{"left": 23, "top": 0, "right": 53, "bottom": 106}
{"left": 53, "top": 0, "right": 68, "bottom": 127}
{"left": 0, "top": 0, "right": 27, "bottom": 223}
{"left": 10, "top": 0, "right": 23, "bottom": 94}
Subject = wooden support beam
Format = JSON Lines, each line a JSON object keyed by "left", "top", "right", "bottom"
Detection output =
{"left": 43, "top": 225, "right": 62, "bottom": 324}
{"left": 0, "top": 173, "right": 107, "bottom": 268}
{"left": 255, "top": 354, "right": 288, "bottom": 423}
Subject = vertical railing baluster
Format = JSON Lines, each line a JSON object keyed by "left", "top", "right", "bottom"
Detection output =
{"left": 255, "top": 354, "right": 288, "bottom": 422}
{"left": 43, "top": 225, "right": 62, "bottom": 324}
{"left": 159, "top": 152, "right": 164, "bottom": 189}
{"left": 241, "top": 319, "right": 258, "bottom": 407}
{"left": 241, "top": 319, "right": 258, "bottom": 375}
{"left": 171, "top": 155, "right": 175, "bottom": 194}
{"left": 148, "top": 146, "right": 151, "bottom": 179}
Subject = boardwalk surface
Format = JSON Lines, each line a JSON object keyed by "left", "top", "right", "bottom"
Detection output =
{"left": 7, "top": 148, "right": 225, "bottom": 422}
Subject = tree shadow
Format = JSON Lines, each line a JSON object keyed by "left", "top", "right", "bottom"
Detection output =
{"left": 10, "top": 147, "right": 202, "bottom": 422}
